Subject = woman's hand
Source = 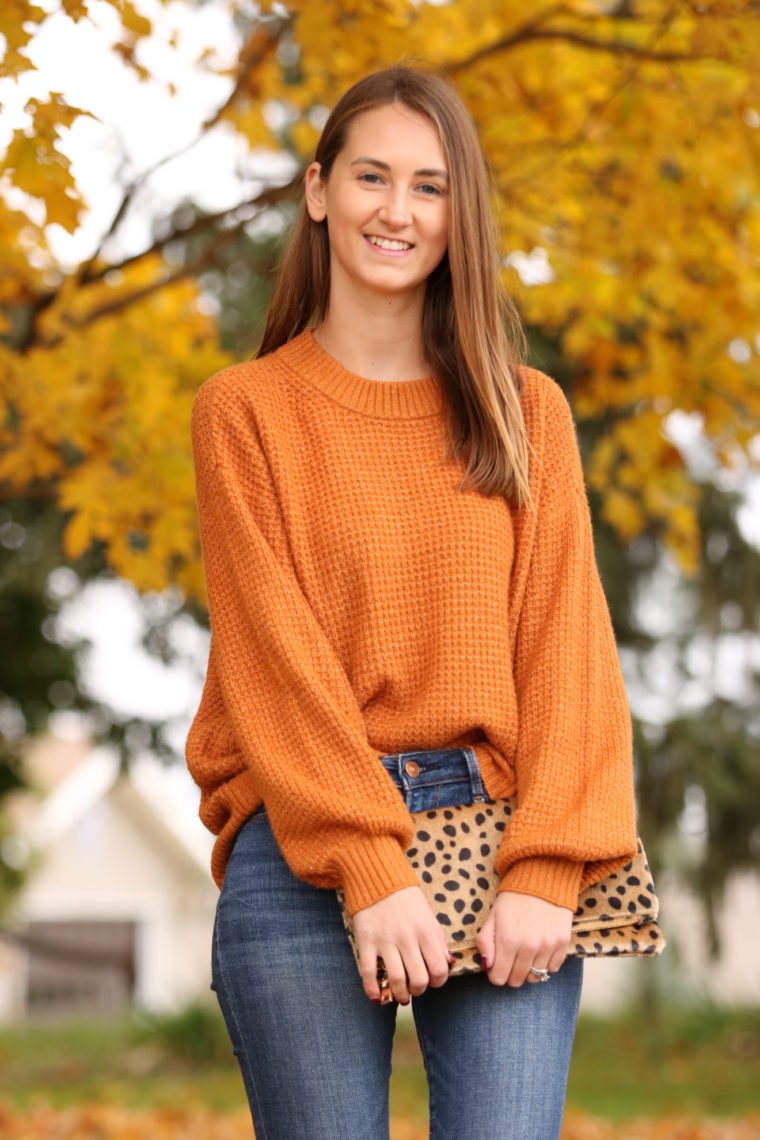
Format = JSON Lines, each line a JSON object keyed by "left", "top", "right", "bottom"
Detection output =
{"left": 352, "top": 885, "right": 453, "bottom": 1004}
{"left": 475, "top": 891, "right": 573, "bottom": 987}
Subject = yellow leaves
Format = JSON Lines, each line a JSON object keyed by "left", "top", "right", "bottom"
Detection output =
{"left": 230, "top": 102, "right": 274, "bottom": 150}
{"left": 690, "top": 11, "right": 747, "bottom": 59}
{"left": 7, "top": 140, "right": 82, "bottom": 234}
{"left": 561, "top": 1113, "right": 760, "bottom": 1140}
{"left": 0, "top": 198, "right": 50, "bottom": 293}
{"left": 118, "top": 0, "right": 153, "bottom": 39}
{"left": 600, "top": 488, "right": 647, "bottom": 543}
{"left": 1, "top": 264, "right": 232, "bottom": 598}
{"left": 2, "top": 0, "right": 759, "bottom": 590}
{"left": 59, "top": 0, "right": 89, "bottom": 22}
{"left": 63, "top": 508, "right": 95, "bottom": 562}
{"left": 0, "top": 1104, "right": 758, "bottom": 1140}
{"left": 112, "top": 40, "right": 151, "bottom": 82}
{"left": 103, "top": 0, "right": 154, "bottom": 81}
{"left": 0, "top": 1103, "right": 254, "bottom": 1139}
{"left": 2, "top": 93, "right": 92, "bottom": 233}
{"left": 587, "top": 411, "right": 702, "bottom": 574}
{"left": 0, "top": 0, "right": 46, "bottom": 78}
{"left": 289, "top": 118, "right": 320, "bottom": 160}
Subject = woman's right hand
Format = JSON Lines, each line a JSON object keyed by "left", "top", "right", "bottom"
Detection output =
{"left": 351, "top": 885, "right": 453, "bottom": 1004}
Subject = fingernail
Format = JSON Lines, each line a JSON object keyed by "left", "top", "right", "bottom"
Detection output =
{"left": 400, "top": 999, "right": 410, "bottom": 1006}
{"left": 446, "top": 951, "right": 456, "bottom": 965}
{"left": 371, "top": 998, "right": 383, "bottom": 1006}
{"left": 480, "top": 954, "right": 490, "bottom": 970}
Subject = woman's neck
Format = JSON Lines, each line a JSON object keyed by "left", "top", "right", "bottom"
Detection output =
{"left": 314, "top": 293, "right": 431, "bottom": 382}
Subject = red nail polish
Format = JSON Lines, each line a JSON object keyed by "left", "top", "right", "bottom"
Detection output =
{"left": 481, "top": 954, "right": 490, "bottom": 970}
{"left": 446, "top": 951, "right": 456, "bottom": 965}
{"left": 371, "top": 998, "right": 383, "bottom": 1006}
{"left": 400, "top": 999, "right": 410, "bottom": 1006}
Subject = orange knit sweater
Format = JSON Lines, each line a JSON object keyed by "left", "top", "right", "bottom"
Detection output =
{"left": 186, "top": 330, "right": 638, "bottom": 917}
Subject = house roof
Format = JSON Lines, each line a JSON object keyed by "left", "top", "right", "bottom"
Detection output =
{"left": 12, "top": 732, "right": 214, "bottom": 876}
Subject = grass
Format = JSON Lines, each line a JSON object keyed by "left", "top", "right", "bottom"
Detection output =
{"left": 393, "top": 1004, "right": 760, "bottom": 1124}
{"left": 0, "top": 1014, "right": 243, "bottom": 1112}
{"left": 0, "top": 1003, "right": 758, "bottom": 1121}
{"left": 567, "top": 1005, "right": 760, "bottom": 1119}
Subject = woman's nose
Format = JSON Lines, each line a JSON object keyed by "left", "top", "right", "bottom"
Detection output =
{"left": 377, "top": 189, "right": 412, "bottom": 228}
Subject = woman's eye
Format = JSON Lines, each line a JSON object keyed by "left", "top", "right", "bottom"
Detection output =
{"left": 358, "top": 172, "right": 383, "bottom": 184}
{"left": 418, "top": 183, "right": 444, "bottom": 196}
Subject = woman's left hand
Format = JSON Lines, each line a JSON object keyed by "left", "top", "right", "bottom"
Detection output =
{"left": 475, "top": 891, "right": 573, "bottom": 987}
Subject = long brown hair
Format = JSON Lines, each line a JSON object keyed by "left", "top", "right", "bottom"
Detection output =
{"left": 257, "top": 66, "right": 532, "bottom": 508}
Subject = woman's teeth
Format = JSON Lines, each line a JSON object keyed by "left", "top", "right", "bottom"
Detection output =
{"left": 367, "top": 236, "right": 412, "bottom": 251}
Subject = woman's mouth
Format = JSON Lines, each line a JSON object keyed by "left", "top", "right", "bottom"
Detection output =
{"left": 365, "top": 234, "right": 414, "bottom": 253}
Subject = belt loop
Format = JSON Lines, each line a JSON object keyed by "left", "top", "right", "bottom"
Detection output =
{"left": 381, "top": 753, "right": 409, "bottom": 795}
{"left": 463, "top": 746, "right": 486, "bottom": 802}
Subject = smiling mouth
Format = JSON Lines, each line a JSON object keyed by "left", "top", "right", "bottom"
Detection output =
{"left": 365, "top": 235, "right": 414, "bottom": 252}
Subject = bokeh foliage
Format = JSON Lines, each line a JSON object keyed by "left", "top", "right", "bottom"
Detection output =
{"left": 1, "top": 1, "right": 758, "bottom": 949}
{"left": 2, "top": 0, "right": 759, "bottom": 585}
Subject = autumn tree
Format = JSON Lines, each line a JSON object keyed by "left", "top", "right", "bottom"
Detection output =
{"left": 536, "top": 328, "right": 760, "bottom": 966}
{"left": 1, "top": 0, "right": 759, "bottom": 936}
{"left": 2, "top": 0, "right": 759, "bottom": 581}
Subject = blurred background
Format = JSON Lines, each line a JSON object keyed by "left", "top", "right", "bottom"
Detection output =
{"left": 0, "top": 1, "right": 758, "bottom": 1136}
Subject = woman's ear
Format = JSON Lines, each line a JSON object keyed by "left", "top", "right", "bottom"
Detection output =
{"left": 305, "top": 162, "right": 327, "bottom": 222}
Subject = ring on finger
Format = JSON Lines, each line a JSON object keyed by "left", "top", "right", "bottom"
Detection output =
{"left": 377, "top": 959, "right": 394, "bottom": 1004}
{"left": 378, "top": 975, "right": 393, "bottom": 1005}
{"left": 529, "top": 965, "right": 551, "bottom": 983}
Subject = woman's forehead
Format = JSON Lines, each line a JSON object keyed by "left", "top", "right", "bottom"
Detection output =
{"left": 341, "top": 104, "right": 446, "bottom": 167}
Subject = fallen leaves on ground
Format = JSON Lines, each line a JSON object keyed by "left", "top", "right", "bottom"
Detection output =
{"left": 0, "top": 1105, "right": 758, "bottom": 1139}
{"left": 561, "top": 1113, "right": 760, "bottom": 1139}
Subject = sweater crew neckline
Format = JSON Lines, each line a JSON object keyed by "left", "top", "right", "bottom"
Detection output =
{"left": 281, "top": 329, "right": 444, "bottom": 419}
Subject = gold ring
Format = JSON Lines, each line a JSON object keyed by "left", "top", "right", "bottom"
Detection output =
{"left": 377, "top": 958, "right": 393, "bottom": 1004}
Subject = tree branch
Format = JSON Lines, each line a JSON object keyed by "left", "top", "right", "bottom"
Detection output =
{"left": 448, "top": 7, "right": 723, "bottom": 73}
{"left": 82, "top": 173, "right": 301, "bottom": 286}
{"left": 10, "top": 173, "right": 302, "bottom": 354}
{"left": 77, "top": 13, "right": 291, "bottom": 284}
{"left": 0, "top": 479, "right": 58, "bottom": 503}
{"left": 199, "top": 12, "right": 292, "bottom": 134}
{"left": 478, "top": 0, "right": 697, "bottom": 197}
{"left": 34, "top": 197, "right": 285, "bottom": 346}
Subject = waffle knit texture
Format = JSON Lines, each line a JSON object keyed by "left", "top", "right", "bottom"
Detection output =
{"left": 186, "top": 329, "right": 638, "bottom": 917}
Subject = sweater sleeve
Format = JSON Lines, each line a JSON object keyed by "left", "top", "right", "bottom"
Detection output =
{"left": 494, "top": 378, "right": 639, "bottom": 910}
{"left": 186, "top": 375, "right": 419, "bottom": 916}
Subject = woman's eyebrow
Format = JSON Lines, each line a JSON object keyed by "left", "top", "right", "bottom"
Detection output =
{"left": 350, "top": 157, "right": 449, "bottom": 181}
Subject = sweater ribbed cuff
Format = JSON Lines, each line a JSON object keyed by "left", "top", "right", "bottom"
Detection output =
{"left": 337, "top": 834, "right": 420, "bottom": 917}
{"left": 498, "top": 856, "right": 585, "bottom": 911}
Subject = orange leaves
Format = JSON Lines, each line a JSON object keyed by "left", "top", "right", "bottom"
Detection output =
{"left": 0, "top": 1104, "right": 758, "bottom": 1139}
{"left": 2, "top": 0, "right": 759, "bottom": 591}
{"left": 561, "top": 1114, "right": 760, "bottom": 1140}
{"left": 0, "top": 1103, "right": 253, "bottom": 1139}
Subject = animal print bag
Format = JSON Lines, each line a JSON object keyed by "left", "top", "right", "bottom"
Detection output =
{"left": 336, "top": 795, "right": 665, "bottom": 982}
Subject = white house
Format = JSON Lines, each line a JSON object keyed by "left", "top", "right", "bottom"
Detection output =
{"left": 1, "top": 732, "right": 758, "bottom": 1023}
{"left": 0, "top": 732, "right": 217, "bottom": 1023}
{"left": 581, "top": 867, "right": 760, "bottom": 1012}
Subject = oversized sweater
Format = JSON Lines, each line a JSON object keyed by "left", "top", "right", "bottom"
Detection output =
{"left": 186, "top": 329, "right": 639, "bottom": 917}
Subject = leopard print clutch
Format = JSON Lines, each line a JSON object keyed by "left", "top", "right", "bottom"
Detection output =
{"left": 336, "top": 797, "right": 665, "bottom": 979}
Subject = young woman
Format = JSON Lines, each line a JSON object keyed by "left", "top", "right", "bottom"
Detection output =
{"left": 186, "top": 65, "right": 638, "bottom": 1140}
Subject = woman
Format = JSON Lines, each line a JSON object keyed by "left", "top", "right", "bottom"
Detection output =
{"left": 186, "top": 65, "right": 638, "bottom": 1140}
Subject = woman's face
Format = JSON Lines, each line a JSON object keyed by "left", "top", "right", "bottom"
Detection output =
{"left": 305, "top": 103, "right": 450, "bottom": 308}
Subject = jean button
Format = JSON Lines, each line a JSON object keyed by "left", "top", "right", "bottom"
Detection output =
{"left": 404, "top": 760, "right": 420, "bottom": 777}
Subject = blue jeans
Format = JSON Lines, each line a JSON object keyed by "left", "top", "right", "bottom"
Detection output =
{"left": 211, "top": 747, "right": 583, "bottom": 1139}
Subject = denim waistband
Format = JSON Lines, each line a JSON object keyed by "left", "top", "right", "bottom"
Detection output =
{"left": 379, "top": 746, "right": 487, "bottom": 814}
